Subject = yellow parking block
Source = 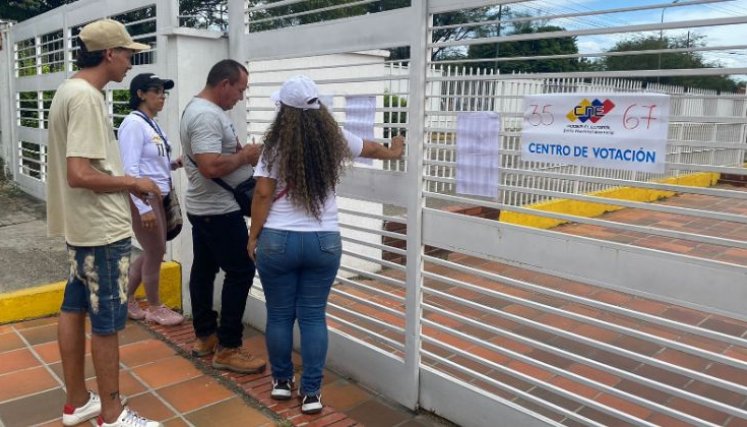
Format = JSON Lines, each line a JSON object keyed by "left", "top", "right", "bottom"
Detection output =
{"left": 0, "top": 261, "right": 181, "bottom": 324}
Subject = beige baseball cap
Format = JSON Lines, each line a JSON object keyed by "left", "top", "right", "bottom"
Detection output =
{"left": 79, "top": 19, "right": 150, "bottom": 52}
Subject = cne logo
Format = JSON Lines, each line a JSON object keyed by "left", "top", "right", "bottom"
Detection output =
{"left": 567, "top": 98, "right": 615, "bottom": 123}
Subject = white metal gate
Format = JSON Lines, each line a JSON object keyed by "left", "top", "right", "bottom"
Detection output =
{"left": 1, "top": 0, "right": 174, "bottom": 200}
{"left": 235, "top": 1, "right": 747, "bottom": 426}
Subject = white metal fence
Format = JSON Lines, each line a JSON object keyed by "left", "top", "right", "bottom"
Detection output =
{"left": 2, "top": 0, "right": 165, "bottom": 200}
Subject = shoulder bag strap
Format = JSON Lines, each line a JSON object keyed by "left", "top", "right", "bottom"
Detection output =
{"left": 132, "top": 111, "right": 172, "bottom": 160}
{"left": 185, "top": 154, "right": 237, "bottom": 195}
{"left": 273, "top": 185, "right": 290, "bottom": 202}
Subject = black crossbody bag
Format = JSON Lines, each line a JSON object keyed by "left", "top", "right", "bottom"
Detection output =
{"left": 186, "top": 154, "right": 256, "bottom": 217}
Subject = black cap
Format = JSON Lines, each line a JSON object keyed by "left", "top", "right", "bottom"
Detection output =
{"left": 128, "top": 73, "right": 175, "bottom": 109}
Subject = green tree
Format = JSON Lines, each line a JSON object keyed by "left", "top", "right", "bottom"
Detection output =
{"left": 428, "top": 5, "right": 505, "bottom": 62}
{"left": 178, "top": 0, "right": 228, "bottom": 30}
{"left": 601, "top": 34, "right": 738, "bottom": 92}
{"left": 466, "top": 23, "right": 581, "bottom": 73}
{"left": 0, "top": 0, "right": 75, "bottom": 22}
{"left": 245, "top": 0, "right": 410, "bottom": 33}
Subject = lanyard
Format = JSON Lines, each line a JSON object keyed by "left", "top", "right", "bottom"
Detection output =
{"left": 132, "top": 111, "right": 172, "bottom": 161}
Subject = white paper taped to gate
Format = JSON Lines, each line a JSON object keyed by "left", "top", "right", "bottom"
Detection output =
{"left": 521, "top": 93, "right": 670, "bottom": 173}
{"left": 456, "top": 112, "right": 501, "bottom": 198}
{"left": 344, "top": 95, "right": 376, "bottom": 166}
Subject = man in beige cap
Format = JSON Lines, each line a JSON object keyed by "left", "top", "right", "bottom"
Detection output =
{"left": 47, "top": 19, "right": 163, "bottom": 427}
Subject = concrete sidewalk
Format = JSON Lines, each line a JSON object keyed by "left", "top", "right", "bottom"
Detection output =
{"left": 0, "top": 181, "right": 67, "bottom": 293}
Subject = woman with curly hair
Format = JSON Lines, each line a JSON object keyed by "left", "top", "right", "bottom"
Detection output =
{"left": 248, "top": 75, "right": 404, "bottom": 415}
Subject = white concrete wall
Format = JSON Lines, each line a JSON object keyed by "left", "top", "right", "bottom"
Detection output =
{"left": 166, "top": 30, "right": 229, "bottom": 317}
{"left": 0, "top": 23, "right": 14, "bottom": 179}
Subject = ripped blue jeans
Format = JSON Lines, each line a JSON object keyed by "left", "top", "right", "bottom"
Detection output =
{"left": 61, "top": 238, "right": 131, "bottom": 335}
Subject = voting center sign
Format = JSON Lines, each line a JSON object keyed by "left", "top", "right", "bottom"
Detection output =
{"left": 521, "top": 93, "right": 670, "bottom": 173}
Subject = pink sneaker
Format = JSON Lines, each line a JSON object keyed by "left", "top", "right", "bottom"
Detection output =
{"left": 127, "top": 301, "right": 146, "bottom": 320}
{"left": 145, "top": 305, "right": 184, "bottom": 326}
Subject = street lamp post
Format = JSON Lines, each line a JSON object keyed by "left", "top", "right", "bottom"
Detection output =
{"left": 657, "top": 0, "right": 681, "bottom": 83}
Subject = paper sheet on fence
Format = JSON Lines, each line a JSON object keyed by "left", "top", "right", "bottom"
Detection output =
{"left": 521, "top": 93, "right": 670, "bottom": 173}
{"left": 344, "top": 95, "right": 376, "bottom": 166}
{"left": 456, "top": 112, "right": 501, "bottom": 198}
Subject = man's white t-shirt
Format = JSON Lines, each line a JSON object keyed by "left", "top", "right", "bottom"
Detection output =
{"left": 253, "top": 129, "right": 364, "bottom": 232}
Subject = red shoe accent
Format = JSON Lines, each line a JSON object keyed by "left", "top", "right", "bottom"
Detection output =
{"left": 63, "top": 404, "right": 75, "bottom": 415}
{"left": 97, "top": 415, "right": 104, "bottom": 426}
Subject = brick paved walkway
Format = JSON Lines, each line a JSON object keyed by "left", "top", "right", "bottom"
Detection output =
{"left": 0, "top": 316, "right": 451, "bottom": 427}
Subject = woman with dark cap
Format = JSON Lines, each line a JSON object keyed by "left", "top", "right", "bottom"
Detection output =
{"left": 118, "top": 72, "right": 184, "bottom": 326}
{"left": 248, "top": 75, "right": 405, "bottom": 414}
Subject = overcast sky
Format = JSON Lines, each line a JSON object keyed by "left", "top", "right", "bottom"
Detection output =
{"left": 510, "top": 0, "right": 747, "bottom": 69}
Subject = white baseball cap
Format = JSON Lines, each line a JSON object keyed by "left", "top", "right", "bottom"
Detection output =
{"left": 271, "top": 75, "right": 321, "bottom": 110}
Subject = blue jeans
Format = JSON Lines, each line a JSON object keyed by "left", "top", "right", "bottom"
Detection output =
{"left": 61, "top": 238, "right": 131, "bottom": 335}
{"left": 256, "top": 229, "right": 342, "bottom": 395}
{"left": 188, "top": 211, "right": 255, "bottom": 348}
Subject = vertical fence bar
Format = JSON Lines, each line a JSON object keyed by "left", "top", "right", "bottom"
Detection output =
{"left": 401, "top": 0, "right": 429, "bottom": 411}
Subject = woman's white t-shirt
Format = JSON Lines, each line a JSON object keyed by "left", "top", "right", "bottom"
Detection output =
{"left": 118, "top": 112, "right": 172, "bottom": 214}
{"left": 253, "top": 129, "right": 364, "bottom": 232}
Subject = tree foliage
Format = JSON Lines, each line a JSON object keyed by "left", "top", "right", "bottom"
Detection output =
{"left": 245, "top": 0, "right": 409, "bottom": 33}
{"left": 0, "top": 0, "right": 75, "bottom": 22}
{"left": 601, "top": 34, "right": 738, "bottom": 92}
{"left": 467, "top": 24, "right": 580, "bottom": 73}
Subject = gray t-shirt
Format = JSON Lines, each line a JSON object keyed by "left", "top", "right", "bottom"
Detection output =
{"left": 180, "top": 97, "right": 253, "bottom": 215}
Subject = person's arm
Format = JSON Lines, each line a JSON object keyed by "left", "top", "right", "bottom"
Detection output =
{"left": 247, "top": 176, "right": 277, "bottom": 262}
{"left": 359, "top": 135, "right": 405, "bottom": 160}
{"left": 67, "top": 157, "right": 160, "bottom": 201}
{"left": 65, "top": 89, "right": 160, "bottom": 200}
{"left": 193, "top": 143, "right": 262, "bottom": 178}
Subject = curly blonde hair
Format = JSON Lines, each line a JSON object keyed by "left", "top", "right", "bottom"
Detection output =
{"left": 261, "top": 104, "right": 353, "bottom": 220}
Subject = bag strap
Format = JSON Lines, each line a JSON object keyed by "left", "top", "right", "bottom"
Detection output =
{"left": 273, "top": 186, "right": 289, "bottom": 202}
{"left": 185, "top": 154, "right": 237, "bottom": 195}
{"left": 132, "top": 111, "right": 172, "bottom": 160}
{"left": 132, "top": 110, "right": 174, "bottom": 189}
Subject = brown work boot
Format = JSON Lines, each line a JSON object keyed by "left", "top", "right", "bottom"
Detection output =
{"left": 191, "top": 334, "right": 218, "bottom": 357}
{"left": 212, "top": 347, "right": 266, "bottom": 374}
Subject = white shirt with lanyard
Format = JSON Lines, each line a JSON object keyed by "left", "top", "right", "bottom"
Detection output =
{"left": 118, "top": 111, "right": 172, "bottom": 214}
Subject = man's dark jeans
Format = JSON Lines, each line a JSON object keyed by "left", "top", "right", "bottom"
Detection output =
{"left": 188, "top": 210, "right": 255, "bottom": 348}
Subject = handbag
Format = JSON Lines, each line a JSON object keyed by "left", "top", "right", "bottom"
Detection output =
{"left": 213, "top": 174, "right": 256, "bottom": 217}
{"left": 186, "top": 154, "right": 255, "bottom": 217}
{"left": 132, "top": 111, "right": 183, "bottom": 239}
{"left": 163, "top": 189, "right": 183, "bottom": 241}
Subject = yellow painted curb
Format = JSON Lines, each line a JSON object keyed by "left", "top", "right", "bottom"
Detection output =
{"left": 0, "top": 261, "right": 181, "bottom": 325}
{"left": 499, "top": 172, "right": 720, "bottom": 228}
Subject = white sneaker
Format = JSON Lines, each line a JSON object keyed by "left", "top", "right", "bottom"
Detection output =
{"left": 97, "top": 407, "right": 163, "bottom": 427}
{"left": 62, "top": 391, "right": 100, "bottom": 426}
{"left": 301, "top": 393, "right": 323, "bottom": 414}
{"left": 62, "top": 392, "right": 129, "bottom": 426}
{"left": 271, "top": 377, "right": 294, "bottom": 400}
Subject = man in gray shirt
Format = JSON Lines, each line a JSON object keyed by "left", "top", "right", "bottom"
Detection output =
{"left": 180, "top": 59, "right": 265, "bottom": 373}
